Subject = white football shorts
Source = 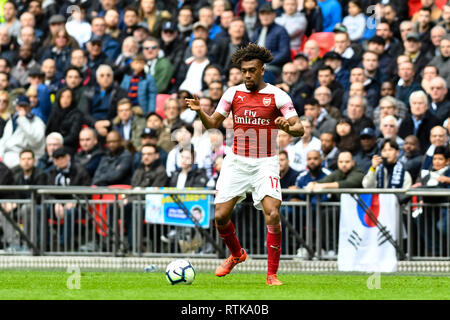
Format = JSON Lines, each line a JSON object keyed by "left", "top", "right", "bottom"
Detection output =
{"left": 214, "top": 152, "right": 281, "bottom": 210}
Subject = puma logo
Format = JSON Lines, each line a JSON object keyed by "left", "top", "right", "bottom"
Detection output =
{"left": 237, "top": 95, "right": 245, "bottom": 102}
{"left": 270, "top": 245, "right": 280, "bottom": 251}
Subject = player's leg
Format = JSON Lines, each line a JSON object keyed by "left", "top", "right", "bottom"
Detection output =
{"left": 261, "top": 196, "right": 283, "bottom": 286}
{"left": 215, "top": 196, "right": 247, "bottom": 276}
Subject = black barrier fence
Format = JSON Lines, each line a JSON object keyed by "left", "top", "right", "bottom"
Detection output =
{"left": 0, "top": 186, "right": 448, "bottom": 260}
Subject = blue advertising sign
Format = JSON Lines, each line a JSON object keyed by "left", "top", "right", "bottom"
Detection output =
{"left": 145, "top": 187, "right": 212, "bottom": 229}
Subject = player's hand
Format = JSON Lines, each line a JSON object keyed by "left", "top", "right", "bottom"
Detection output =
{"left": 275, "top": 117, "right": 290, "bottom": 132}
{"left": 185, "top": 94, "right": 201, "bottom": 112}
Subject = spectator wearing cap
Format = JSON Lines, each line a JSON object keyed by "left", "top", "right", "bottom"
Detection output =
{"left": 323, "top": 51, "right": 350, "bottom": 91}
{"left": 0, "top": 2, "right": 21, "bottom": 39}
{"left": 23, "top": 65, "right": 51, "bottom": 124}
{"left": 276, "top": 62, "right": 312, "bottom": 116}
{"left": 47, "top": 146, "right": 91, "bottom": 246}
{"left": 183, "top": 21, "right": 216, "bottom": 62}
{"left": 142, "top": 36, "right": 174, "bottom": 94}
{"left": 79, "top": 64, "right": 128, "bottom": 135}
{"left": 301, "top": 0, "right": 323, "bottom": 37}
{"left": 353, "top": 127, "right": 380, "bottom": 173}
{"left": 403, "top": 32, "right": 432, "bottom": 80}
{"left": 92, "top": 130, "right": 133, "bottom": 186}
{"left": 362, "top": 138, "right": 412, "bottom": 189}
{"left": 85, "top": 35, "right": 114, "bottom": 76}
{"left": 120, "top": 53, "right": 157, "bottom": 114}
{"left": 342, "top": 0, "right": 365, "bottom": 42}
{"left": 73, "top": 127, "right": 105, "bottom": 178}
{"left": 428, "top": 35, "right": 450, "bottom": 88}
{"left": 293, "top": 52, "right": 316, "bottom": 89}
{"left": 252, "top": 4, "right": 291, "bottom": 79}
{"left": 0, "top": 95, "right": 45, "bottom": 168}
{"left": 132, "top": 22, "right": 151, "bottom": 47}
{"left": 132, "top": 127, "right": 168, "bottom": 172}
{"left": 159, "top": 21, "right": 188, "bottom": 81}
{"left": 317, "top": 0, "right": 342, "bottom": 32}
{"left": 11, "top": 44, "right": 40, "bottom": 87}
{"left": 88, "top": 16, "right": 120, "bottom": 61}
{"left": 398, "top": 90, "right": 441, "bottom": 153}
{"left": 367, "top": 36, "right": 392, "bottom": 76}
{"left": 45, "top": 88, "right": 84, "bottom": 154}
{"left": 112, "top": 98, "right": 147, "bottom": 150}
{"left": 275, "top": 0, "right": 308, "bottom": 51}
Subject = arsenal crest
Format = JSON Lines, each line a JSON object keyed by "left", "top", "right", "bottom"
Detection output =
{"left": 262, "top": 97, "right": 271, "bottom": 106}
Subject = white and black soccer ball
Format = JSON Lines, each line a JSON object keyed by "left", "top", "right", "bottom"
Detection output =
{"left": 165, "top": 259, "right": 196, "bottom": 285}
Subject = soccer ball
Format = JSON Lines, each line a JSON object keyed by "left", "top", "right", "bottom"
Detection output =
{"left": 165, "top": 259, "right": 196, "bottom": 285}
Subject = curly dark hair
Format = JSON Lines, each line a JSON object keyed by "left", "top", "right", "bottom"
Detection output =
{"left": 231, "top": 43, "right": 274, "bottom": 66}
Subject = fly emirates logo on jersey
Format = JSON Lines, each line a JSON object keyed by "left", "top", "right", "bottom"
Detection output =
{"left": 233, "top": 109, "right": 271, "bottom": 126}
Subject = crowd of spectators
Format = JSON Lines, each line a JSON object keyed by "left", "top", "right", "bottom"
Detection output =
{"left": 0, "top": 0, "right": 449, "bottom": 253}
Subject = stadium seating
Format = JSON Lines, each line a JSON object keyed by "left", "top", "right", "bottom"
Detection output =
{"left": 90, "top": 185, "right": 131, "bottom": 237}
{"left": 155, "top": 94, "right": 170, "bottom": 119}
{"left": 307, "top": 32, "right": 335, "bottom": 57}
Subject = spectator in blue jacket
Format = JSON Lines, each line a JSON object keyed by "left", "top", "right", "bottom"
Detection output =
{"left": 120, "top": 53, "right": 157, "bottom": 114}
{"left": 27, "top": 67, "right": 52, "bottom": 123}
{"left": 318, "top": 0, "right": 342, "bottom": 32}
{"left": 252, "top": 4, "right": 291, "bottom": 78}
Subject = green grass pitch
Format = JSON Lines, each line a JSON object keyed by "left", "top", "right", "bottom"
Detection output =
{"left": 0, "top": 270, "right": 449, "bottom": 300}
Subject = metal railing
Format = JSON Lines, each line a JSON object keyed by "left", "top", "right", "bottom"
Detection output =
{"left": 0, "top": 186, "right": 448, "bottom": 260}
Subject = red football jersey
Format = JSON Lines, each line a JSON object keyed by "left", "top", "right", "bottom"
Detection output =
{"left": 216, "top": 83, "right": 298, "bottom": 158}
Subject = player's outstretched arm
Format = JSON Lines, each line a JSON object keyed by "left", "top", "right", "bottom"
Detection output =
{"left": 274, "top": 116, "right": 304, "bottom": 137}
{"left": 185, "top": 94, "right": 226, "bottom": 129}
